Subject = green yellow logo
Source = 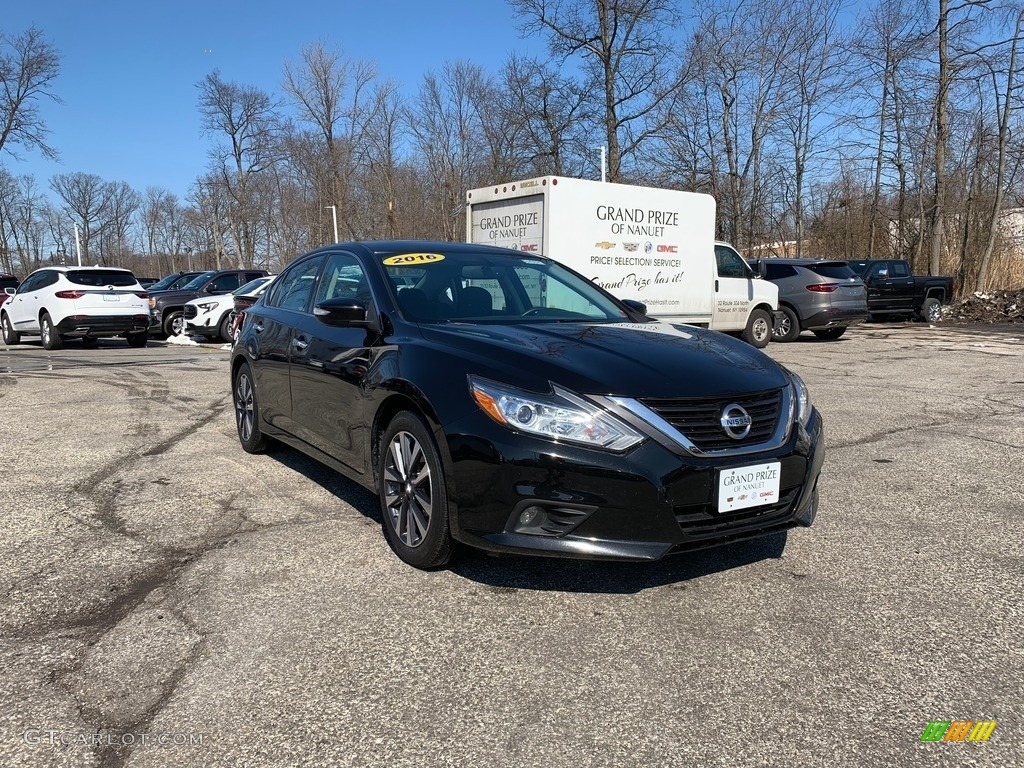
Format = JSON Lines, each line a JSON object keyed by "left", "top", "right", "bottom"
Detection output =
{"left": 920, "top": 720, "right": 996, "bottom": 742}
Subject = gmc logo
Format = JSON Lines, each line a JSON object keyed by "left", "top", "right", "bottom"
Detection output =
{"left": 657, "top": 245, "right": 678, "bottom": 253}
{"left": 520, "top": 244, "right": 538, "bottom": 252}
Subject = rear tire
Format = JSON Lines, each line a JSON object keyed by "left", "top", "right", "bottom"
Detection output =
{"left": 741, "top": 308, "right": 773, "bottom": 348}
{"left": 40, "top": 313, "right": 63, "bottom": 350}
{"left": 233, "top": 362, "right": 268, "bottom": 453}
{"left": 378, "top": 412, "right": 454, "bottom": 569}
{"left": 773, "top": 306, "right": 801, "bottom": 343}
{"left": 1, "top": 313, "right": 20, "bottom": 345}
{"left": 812, "top": 327, "right": 846, "bottom": 340}
{"left": 126, "top": 331, "right": 148, "bottom": 348}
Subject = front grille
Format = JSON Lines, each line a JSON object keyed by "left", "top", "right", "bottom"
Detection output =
{"left": 673, "top": 486, "right": 799, "bottom": 545}
{"left": 640, "top": 389, "right": 782, "bottom": 451}
{"left": 183, "top": 305, "right": 198, "bottom": 319}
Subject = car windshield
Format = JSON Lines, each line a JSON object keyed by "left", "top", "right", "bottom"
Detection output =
{"left": 149, "top": 273, "right": 186, "bottom": 291}
{"left": 65, "top": 269, "right": 137, "bottom": 287}
{"left": 234, "top": 276, "right": 272, "bottom": 296}
{"left": 180, "top": 271, "right": 217, "bottom": 291}
{"left": 805, "top": 262, "right": 858, "bottom": 280}
{"left": 382, "top": 250, "right": 631, "bottom": 324}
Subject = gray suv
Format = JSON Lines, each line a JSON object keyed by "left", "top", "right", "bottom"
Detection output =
{"left": 751, "top": 259, "right": 868, "bottom": 342}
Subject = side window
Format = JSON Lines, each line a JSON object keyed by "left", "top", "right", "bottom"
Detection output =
{"left": 266, "top": 256, "right": 325, "bottom": 312}
{"left": 245, "top": 272, "right": 265, "bottom": 283}
{"left": 209, "top": 273, "right": 241, "bottom": 293}
{"left": 316, "top": 253, "right": 368, "bottom": 305}
{"left": 765, "top": 263, "right": 796, "bottom": 280}
{"left": 19, "top": 274, "right": 41, "bottom": 293}
{"left": 714, "top": 245, "right": 749, "bottom": 279}
{"left": 891, "top": 261, "right": 910, "bottom": 278}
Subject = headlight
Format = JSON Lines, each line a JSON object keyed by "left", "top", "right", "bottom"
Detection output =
{"left": 468, "top": 376, "right": 644, "bottom": 451}
{"left": 197, "top": 302, "right": 218, "bottom": 312}
{"left": 789, "top": 370, "right": 812, "bottom": 427}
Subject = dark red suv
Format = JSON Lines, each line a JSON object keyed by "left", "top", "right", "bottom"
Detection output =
{"left": 0, "top": 274, "right": 19, "bottom": 307}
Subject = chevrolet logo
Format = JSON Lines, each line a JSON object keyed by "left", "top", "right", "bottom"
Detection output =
{"left": 595, "top": 241, "right": 615, "bottom": 250}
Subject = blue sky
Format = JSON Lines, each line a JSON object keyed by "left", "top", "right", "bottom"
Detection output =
{"left": 4, "top": 0, "right": 543, "bottom": 200}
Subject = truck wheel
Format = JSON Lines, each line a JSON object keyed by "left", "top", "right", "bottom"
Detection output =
{"left": 812, "top": 328, "right": 846, "bottom": 340}
{"left": 919, "top": 298, "right": 941, "bottom": 323}
{"left": 741, "top": 308, "right": 772, "bottom": 348}
{"left": 163, "top": 311, "right": 184, "bottom": 337}
{"left": 773, "top": 307, "right": 801, "bottom": 343}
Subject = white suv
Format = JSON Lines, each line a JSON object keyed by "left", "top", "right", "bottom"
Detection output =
{"left": 1, "top": 267, "right": 151, "bottom": 350}
{"left": 183, "top": 275, "right": 274, "bottom": 342}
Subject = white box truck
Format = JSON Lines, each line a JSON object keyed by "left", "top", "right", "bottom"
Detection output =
{"left": 465, "top": 176, "right": 777, "bottom": 347}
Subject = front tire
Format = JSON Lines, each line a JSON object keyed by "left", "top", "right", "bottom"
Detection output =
{"left": 217, "top": 313, "right": 233, "bottom": 343}
{"left": 233, "top": 362, "right": 268, "bottom": 453}
{"left": 812, "top": 327, "right": 846, "bottom": 340}
{"left": 378, "top": 412, "right": 453, "bottom": 569}
{"left": 163, "top": 310, "right": 184, "bottom": 337}
{"left": 773, "top": 306, "right": 801, "bottom": 343}
{"left": 1, "top": 313, "right": 20, "bottom": 345}
{"left": 741, "top": 308, "right": 773, "bottom": 348}
{"left": 40, "top": 313, "right": 63, "bottom": 350}
{"left": 919, "top": 297, "right": 941, "bottom": 323}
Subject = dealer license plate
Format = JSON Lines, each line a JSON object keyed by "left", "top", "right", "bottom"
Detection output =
{"left": 717, "top": 461, "right": 781, "bottom": 513}
{"left": 103, "top": 293, "right": 120, "bottom": 302}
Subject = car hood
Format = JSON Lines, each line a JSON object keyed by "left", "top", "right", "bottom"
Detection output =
{"left": 419, "top": 321, "right": 788, "bottom": 399}
{"left": 151, "top": 289, "right": 200, "bottom": 304}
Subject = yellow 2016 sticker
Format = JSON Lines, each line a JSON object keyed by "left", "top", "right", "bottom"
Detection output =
{"left": 383, "top": 253, "right": 445, "bottom": 266}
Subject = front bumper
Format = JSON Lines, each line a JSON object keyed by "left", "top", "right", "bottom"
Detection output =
{"left": 441, "top": 407, "right": 824, "bottom": 561}
{"left": 56, "top": 314, "right": 151, "bottom": 336}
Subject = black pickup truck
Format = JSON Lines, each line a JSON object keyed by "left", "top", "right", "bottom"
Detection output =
{"left": 846, "top": 259, "right": 954, "bottom": 323}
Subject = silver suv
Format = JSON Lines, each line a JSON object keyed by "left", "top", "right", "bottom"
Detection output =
{"left": 751, "top": 259, "right": 868, "bottom": 342}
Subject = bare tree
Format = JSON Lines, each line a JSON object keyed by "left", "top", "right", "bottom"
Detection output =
{"left": 49, "top": 172, "right": 111, "bottom": 264}
{"left": 364, "top": 80, "right": 406, "bottom": 238}
{"left": 99, "top": 181, "right": 140, "bottom": 266}
{"left": 510, "top": 0, "right": 680, "bottom": 182}
{"left": 283, "top": 42, "right": 376, "bottom": 240}
{"left": 196, "top": 70, "right": 278, "bottom": 266}
{"left": 0, "top": 26, "right": 61, "bottom": 160}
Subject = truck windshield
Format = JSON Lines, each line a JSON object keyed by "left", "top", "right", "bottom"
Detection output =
{"left": 180, "top": 271, "right": 218, "bottom": 291}
{"left": 383, "top": 250, "right": 631, "bottom": 324}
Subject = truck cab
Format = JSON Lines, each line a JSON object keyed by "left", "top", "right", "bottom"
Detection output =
{"left": 713, "top": 242, "right": 777, "bottom": 346}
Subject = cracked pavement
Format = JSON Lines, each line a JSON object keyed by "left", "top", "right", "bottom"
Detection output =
{"left": 0, "top": 324, "right": 1021, "bottom": 767}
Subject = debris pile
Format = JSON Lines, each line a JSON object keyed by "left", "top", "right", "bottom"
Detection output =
{"left": 942, "top": 289, "right": 1024, "bottom": 323}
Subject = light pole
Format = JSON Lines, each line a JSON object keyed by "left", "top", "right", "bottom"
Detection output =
{"left": 56, "top": 246, "right": 67, "bottom": 266}
{"left": 596, "top": 145, "right": 607, "bottom": 183}
{"left": 73, "top": 223, "right": 83, "bottom": 266}
{"left": 184, "top": 246, "right": 193, "bottom": 271}
{"left": 325, "top": 205, "right": 339, "bottom": 244}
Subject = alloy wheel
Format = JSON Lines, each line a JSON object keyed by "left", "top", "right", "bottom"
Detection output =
{"left": 773, "top": 314, "right": 791, "bottom": 339}
{"left": 235, "top": 372, "right": 255, "bottom": 441}
{"left": 383, "top": 431, "right": 432, "bottom": 548}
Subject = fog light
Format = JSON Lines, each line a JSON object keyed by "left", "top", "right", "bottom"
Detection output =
{"left": 518, "top": 506, "right": 546, "bottom": 528}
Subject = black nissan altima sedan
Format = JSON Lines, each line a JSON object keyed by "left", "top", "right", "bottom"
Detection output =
{"left": 231, "top": 241, "right": 824, "bottom": 569}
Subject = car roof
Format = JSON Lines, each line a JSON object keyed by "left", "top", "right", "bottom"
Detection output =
{"left": 751, "top": 257, "right": 850, "bottom": 267}
{"left": 304, "top": 240, "right": 551, "bottom": 261}
{"left": 27, "top": 266, "right": 135, "bottom": 275}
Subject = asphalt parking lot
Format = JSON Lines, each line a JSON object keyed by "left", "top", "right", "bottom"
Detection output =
{"left": 1, "top": 323, "right": 1021, "bottom": 768}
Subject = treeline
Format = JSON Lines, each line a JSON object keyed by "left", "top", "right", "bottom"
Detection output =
{"left": 2, "top": 0, "right": 1024, "bottom": 289}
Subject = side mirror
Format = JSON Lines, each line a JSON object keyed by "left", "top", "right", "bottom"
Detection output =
{"left": 621, "top": 298, "right": 648, "bottom": 315}
{"left": 874, "top": 270, "right": 888, "bottom": 281}
{"left": 314, "top": 298, "right": 369, "bottom": 326}
{"left": 753, "top": 261, "right": 766, "bottom": 279}
{"left": 4, "top": 288, "right": 15, "bottom": 296}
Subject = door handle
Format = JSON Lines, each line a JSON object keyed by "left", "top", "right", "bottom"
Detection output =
{"left": 715, "top": 279, "right": 719, "bottom": 292}
{"left": 291, "top": 337, "right": 308, "bottom": 352}
{"left": 254, "top": 322, "right": 264, "bottom": 333}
